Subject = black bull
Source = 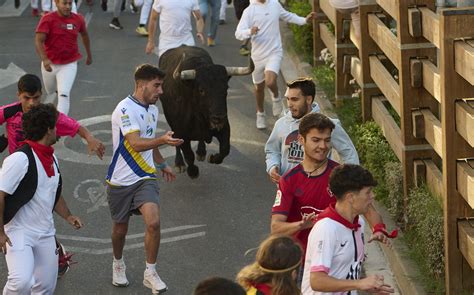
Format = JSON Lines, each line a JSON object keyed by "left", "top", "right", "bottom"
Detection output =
{"left": 159, "top": 45, "right": 254, "bottom": 178}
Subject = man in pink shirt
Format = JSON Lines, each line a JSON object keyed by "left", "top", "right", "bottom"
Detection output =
{"left": 0, "top": 74, "right": 104, "bottom": 158}
{"left": 35, "top": 0, "right": 92, "bottom": 115}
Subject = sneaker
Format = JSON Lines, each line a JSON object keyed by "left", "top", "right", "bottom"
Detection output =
{"left": 130, "top": 1, "right": 138, "bottom": 13}
{"left": 219, "top": 19, "right": 225, "bottom": 25}
{"left": 112, "top": 259, "right": 129, "bottom": 287}
{"left": 207, "top": 37, "right": 215, "bottom": 47}
{"left": 109, "top": 18, "right": 123, "bottom": 30}
{"left": 14, "top": 0, "right": 20, "bottom": 9}
{"left": 256, "top": 112, "right": 266, "bottom": 129}
{"left": 32, "top": 8, "right": 39, "bottom": 16}
{"left": 101, "top": 0, "right": 107, "bottom": 11}
{"left": 272, "top": 97, "right": 283, "bottom": 117}
{"left": 143, "top": 270, "right": 168, "bottom": 294}
{"left": 136, "top": 26, "right": 148, "bottom": 36}
{"left": 57, "top": 242, "right": 75, "bottom": 278}
{"left": 239, "top": 45, "right": 250, "bottom": 56}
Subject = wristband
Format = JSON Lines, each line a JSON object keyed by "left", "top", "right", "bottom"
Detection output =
{"left": 373, "top": 223, "right": 398, "bottom": 239}
{"left": 156, "top": 162, "right": 168, "bottom": 170}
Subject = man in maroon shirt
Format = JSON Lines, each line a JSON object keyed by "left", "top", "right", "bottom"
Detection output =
{"left": 34, "top": 0, "right": 92, "bottom": 115}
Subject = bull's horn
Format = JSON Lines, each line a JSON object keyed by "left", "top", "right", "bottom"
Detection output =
{"left": 172, "top": 53, "right": 188, "bottom": 79}
{"left": 180, "top": 69, "right": 196, "bottom": 80}
{"left": 225, "top": 56, "right": 255, "bottom": 76}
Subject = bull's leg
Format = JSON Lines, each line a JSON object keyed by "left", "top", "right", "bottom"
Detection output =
{"left": 208, "top": 122, "right": 230, "bottom": 164}
{"left": 181, "top": 140, "right": 199, "bottom": 178}
{"left": 174, "top": 146, "right": 186, "bottom": 173}
{"left": 196, "top": 140, "right": 206, "bottom": 161}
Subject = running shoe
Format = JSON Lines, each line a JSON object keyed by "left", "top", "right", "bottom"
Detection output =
{"left": 256, "top": 111, "right": 266, "bottom": 129}
{"left": 143, "top": 270, "right": 168, "bottom": 294}
{"left": 109, "top": 18, "right": 123, "bottom": 30}
{"left": 14, "top": 0, "right": 20, "bottom": 9}
{"left": 207, "top": 37, "right": 215, "bottom": 47}
{"left": 239, "top": 45, "right": 250, "bottom": 56}
{"left": 112, "top": 260, "right": 129, "bottom": 287}
{"left": 130, "top": 1, "right": 138, "bottom": 13}
{"left": 272, "top": 97, "right": 283, "bottom": 117}
{"left": 32, "top": 8, "right": 39, "bottom": 16}
{"left": 101, "top": 0, "right": 107, "bottom": 11}
{"left": 136, "top": 26, "right": 149, "bottom": 36}
{"left": 57, "top": 242, "right": 75, "bottom": 278}
{"left": 219, "top": 19, "right": 225, "bottom": 25}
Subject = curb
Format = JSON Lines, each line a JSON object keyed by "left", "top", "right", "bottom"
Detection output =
{"left": 279, "top": 23, "right": 428, "bottom": 295}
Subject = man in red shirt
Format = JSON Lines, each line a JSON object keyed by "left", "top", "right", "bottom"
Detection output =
{"left": 34, "top": 0, "right": 92, "bottom": 115}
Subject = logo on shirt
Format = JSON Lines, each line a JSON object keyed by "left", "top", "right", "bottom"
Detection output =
{"left": 146, "top": 126, "right": 153, "bottom": 136}
{"left": 140, "top": 114, "right": 144, "bottom": 120}
{"left": 152, "top": 114, "right": 156, "bottom": 122}
{"left": 327, "top": 187, "right": 335, "bottom": 198}
{"left": 346, "top": 261, "right": 362, "bottom": 280}
{"left": 66, "top": 23, "right": 75, "bottom": 30}
{"left": 273, "top": 190, "right": 282, "bottom": 207}
{"left": 121, "top": 115, "right": 131, "bottom": 127}
{"left": 121, "top": 108, "right": 127, "bottom": 114}
{"left": 340, "top": 241, "right": 348, "bottom": 247}
{"left": 285, "top": 130, "right": 303, "bottom": 163}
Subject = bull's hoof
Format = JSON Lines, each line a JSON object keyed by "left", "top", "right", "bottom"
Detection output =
{"left": 174, "top": 165, "right": 186, "bottom": 173}
{"left": 196, "top": 154, "right": 206, "bottom": 162}
{"left": 208, "top": 154, "right": 223, "bottom": 164}
{"left": 187, "top": 165, "right": 199, "bottom": 178}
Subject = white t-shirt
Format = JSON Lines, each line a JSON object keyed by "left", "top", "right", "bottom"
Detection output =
{"left": 329, "top": 0, "right": 358, "bottom": 9}
{"left": 152, "top": 0, "right": 199, "bottom": 57}
{"left": 0, "top": 151, "right": 59, "bottom": 236}
{"left": 301, "top": 217, "right": 365, "bottom": 295}
{"left": 107, "top": 95, "right": 159, "bottom": 186}
{"left": 235, "top": 0, "right": 306, "bottom": 62}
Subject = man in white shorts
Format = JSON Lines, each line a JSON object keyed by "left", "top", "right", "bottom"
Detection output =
{"left": 134, "top": 0, "right": 153, "bottom": 36}
{"left": 235, "top": 0, "right": 315, "bottom": 129}
{"left": 146, "top": 0, "right": 205, "bottom": 59}
{"left": 329, "top": 0, "right": 360, "bottom": 38}
{"left": 106, "top": 64, "right": 183, "bottom": 293}
{"left": 301, "top": 164, "right": 394, "bottom": 295}
{"left": 0, "top": 103, "right": 83, "bottom": 294}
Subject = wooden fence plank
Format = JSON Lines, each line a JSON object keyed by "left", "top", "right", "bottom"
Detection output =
{"left": 369, "top": 56, "right": 401, "bottom": 115}
{"left": 319, "top": 0, "right": 336, "bottom": 26}
{"left": 372, "top": 97, "right": 403, "bottom": 161}
{"left": 456, "top": 100, "right": 474, "bottom": 147}
{"left": 368, "top": 14, "right": 401, "bottom": 69}
{"left": 319, "top": 23, "right": 336, "bottom": 57}
{"left": 421, "top": 59, "right": 441, "bottom": 103}
{"left": 419, "top": 7, "right": 440, "bottom": 49}
{"left": 455, "top": 41, "right": 474, "bottom": 86}
{"left": 376, "top": 0, "right": 398, "bottom": 20}
{"left": 425, "top": 159, "right": 444, "bottom": 203}
{"left": 457, "top": 160, "right": 474, "bottom": 208}
{"left": 458, "top": 220, "right": 474, "bottom": 270}
{"left": 420, "top": 109, "right": 443, "bottom": 157}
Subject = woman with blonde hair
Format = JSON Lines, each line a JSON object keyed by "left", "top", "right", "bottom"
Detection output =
{"left": 237, "top": 235, "right": 302, "bottom": 295}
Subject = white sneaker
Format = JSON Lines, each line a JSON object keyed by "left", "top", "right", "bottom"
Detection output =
{"left": 256, "top": 112, "right": 266, "bottom": 129}
{"left": 143, "top": 269, "right": 168, "bottom": 294}
{"left": 112, "top": 260, "right": 129, "bottom": 287}
{"left": 272, "top": 97, "right": 283, "bottom": 117}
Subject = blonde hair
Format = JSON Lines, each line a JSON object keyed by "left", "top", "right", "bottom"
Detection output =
{"left": 236, "top": 235, "right": 302, "bottom": 295}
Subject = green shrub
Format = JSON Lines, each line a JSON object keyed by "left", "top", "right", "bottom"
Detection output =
{"left": 384, "top": 161, "right": 404, "bottom": 223}
{"left": 312, "top": 65, "right": 335, "bottom": 101}
{"left": 287, "top": 0, "right": 313, "bottom": 61}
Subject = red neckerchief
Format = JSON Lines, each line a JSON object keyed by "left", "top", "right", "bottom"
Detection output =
{"left": 316, "top": 202, "right": 361, "bottom": 230}
{"left": 253, "top": 283, "right": 272, "bottom": 295}
{"left": 23, "top": 140, "right": 55, "bottom": 177}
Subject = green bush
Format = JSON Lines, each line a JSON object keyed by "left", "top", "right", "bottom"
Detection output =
{"left": 384, "top": 161, "right": 404, "bottom": 223}
{"left": 287, "top": 0, "right": 313, "bottom": 61}
{"left": 405, "top": 185, "right": 445, "bottom": 293}
{"left": 312, "top": 65, "right": 335, "bottom": 101}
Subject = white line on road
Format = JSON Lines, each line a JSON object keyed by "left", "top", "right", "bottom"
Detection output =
{"left": 0, "top": 0, "right": 29, "bottom": 17}
{"left": 56, "top": 224, "right": 207, "bottom": 243}
{"left": 85, "top": 12, "right": 93, "bottom": 27}
{"left": 64, "top": 232, "right": 206, "bottom": 254}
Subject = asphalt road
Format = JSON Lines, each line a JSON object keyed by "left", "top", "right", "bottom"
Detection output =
{"left": 0, "top": 1, "right": 289, "bottom": 294}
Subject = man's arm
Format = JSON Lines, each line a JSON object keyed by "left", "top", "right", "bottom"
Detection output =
{"left": 80, "top": 30, "right": 92, "bottom": 65}
{"left": 265, "top": 125, "right": 283, "bottom": 183}
{"left": 192, "top": 10, "right": 205, "bottom": 43}
{"left": 310, "top": 272, "right": 393, "bottom": 293}
{"left": 54, "top": 195, "right": 83, "bottom": 229}
{"left": 363, "top": 204, "right": 391, "bottom": 245}
{"left": 146, "top": 10, "right": 159, "bottom": 54}
{"left": 270, "top": 213, "right": 315, "bottom": 236}
{"left": 35, "top": 32, "right": 52, "bottom": 72}
{"left": 125, "top": 131, "right": 183, "bottom": 153}
{"left": 76, "top": 126, "right": 105, "bottom": 159}
{"left": 330, "top": 119, "right": 359, "bottom": 164}
{"left": 0, "top": 191, "right": 12, "bottom": 254}
{"left": 153, "top": 148, "right": 176, "bottom": 182}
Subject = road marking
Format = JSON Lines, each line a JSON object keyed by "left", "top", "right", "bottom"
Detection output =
{"left": 85, "top": 11, "right": 93, "bottom": 27}
{"left": 57, "top": 224, "right": 207, "bottom": 243}
{"left": 0, "top": 63, "right": 26, "bottom": 90}
{"left": 230, "top": 138, "right": 265, "bottom": 147}
{"left": 0, "top": 0, "right": 29, "bottom": 17}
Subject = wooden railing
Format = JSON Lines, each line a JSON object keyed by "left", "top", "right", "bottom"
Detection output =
{"left": 311, "top": 1, "right": 474, "bottom": 293}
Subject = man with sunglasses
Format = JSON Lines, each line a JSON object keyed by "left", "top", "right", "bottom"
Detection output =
{"left": 265, "top": 77, "right": 359, "bottom": 184}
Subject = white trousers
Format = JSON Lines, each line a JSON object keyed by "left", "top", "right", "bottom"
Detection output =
{"left": 41, "top": 61, "right": 78, "bottom": 115}
{"left": 134, "top": 0, "right": 153, "bottom": 25}
{"left": 30, "top": 0, "right": 77, "bottom": 13}
{"left": 3, "top": 230, "right": 58, "bottom": 295}
{"left": 219, "top": 0, "right": 226, "bottom": 20}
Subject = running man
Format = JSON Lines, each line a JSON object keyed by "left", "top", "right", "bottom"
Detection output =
{"left": 35, "top": 0, "right": 92, "bottom": 115}
{"left": 301, "top": 164, "right": 394, "bottom": 294}
{"left": 146, "top": 0, "right": 205, "bottom": 59}
{"left": 106, "top": 64, "right": 183, "bottom": 293}
{"left": 0, "top": 104, "right": 83, "bottom": 294}
{"left": 235, "top": 0, "right": 315, "bottom": 129}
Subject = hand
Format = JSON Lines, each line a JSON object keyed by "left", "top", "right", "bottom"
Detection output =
{"left": 160, "top": 131, "right": 184, "bottom": 146}
{"left": 196, "top": 32, "right": 204, "bottom": 44}
{"left": 160, "top": 165, "right": 176, "bottom": 182}
{"left": 367, "top": 284, "right": 395, "bottom": 295}
{"left": 86, "top": 136, "right": 105, "bottom": 160}
{"left": 66, "top": 215, "right": 83, "bottom": 229}
{"left": 299, "top": 212, "right": 316, "bottom": 230}
{"left": 250, "top": 26, "right": 259, "bottom": 36}
{"left": 145, "top": 41, "right": 155, "bottom": 54}
{"left": 306, "top": 12, "right": 316, "bottom": 23}
{"left": 43, "top": 59, "right": 52, "bottom": 72}
{"left": 368, "top": 231, "right": 391, "bottom": 247}
{"left": 269, "top": 166, "right": 281, "bottom": 184}
{"left": 359, "top": 274, "right": 393, "bottom": 292}
{"left": 0, "top": 231, "right": 12, "bottom": 255}
{"left": 86, "top": 55, "right": 92, "bottom": 65}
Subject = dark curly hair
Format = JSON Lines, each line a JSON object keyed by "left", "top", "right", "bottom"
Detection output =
{"left": 329, "top": 164, "right": 378, "bottom": 200}
{"left": 22, "top": 103, "right": 58, "bottom": 141}
{"left": 134, "top": 64, "right": 165, "bottom": 82}
{"left": 298, "top": 112, "right": 335, "bottom": 139}
{"left": 18, "top": 74, "right": 42, "bottom": 94}
{"left": 194, "top": 277, "right": 245, "bottom": 295}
